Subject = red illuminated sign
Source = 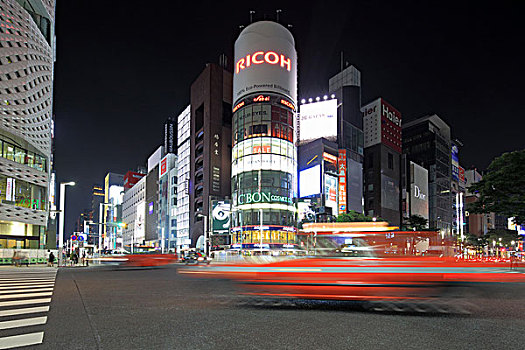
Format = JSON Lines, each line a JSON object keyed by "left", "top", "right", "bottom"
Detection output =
{"left": 236, "top": 51, "right": 292, "bottom": 74}
{"left": 253, "top": 95, "right": 270, "bottom": 102}
{"left": 253, "top": 145, "right": 271, "bottom": 154}
{"left": 338, "top": 150, "right": 347, "bottom": 215}
{"left": 323, "top": 152, "right": 337, "bottom": 165}
{"left": 233, "top": 101, "right": 245, "bottom": 113}
{"left": 160, "top": 158, "right": 167, "bottom": 177}
{"left": 380, "top": 99, "right": 402, "bottom": 153}
{"left": 280, "top": 99, "right": 295, "bottom": 111}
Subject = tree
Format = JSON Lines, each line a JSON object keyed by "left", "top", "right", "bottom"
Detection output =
{"left": 464, "top": 234, "right": 487, "bottom": 248}
{"left": 336, "top": 210, "right": 385, "bottom": 223}
{"left": 467, "top": 150, "right": 525, "bottom": 225}
{"left": 484, "top": 229, "right": 522, "bottom": 247}
{"left": 405, "top": 215, "right": 428, "bottom": 231}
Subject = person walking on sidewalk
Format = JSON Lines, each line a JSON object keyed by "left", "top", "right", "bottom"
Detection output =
{"left": 48, "top": 250, "right": 55, "bottom": 267}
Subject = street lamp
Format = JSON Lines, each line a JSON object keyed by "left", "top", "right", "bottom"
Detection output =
{"left": 196, "top": 211, "right": 209, "bottom": 256}
{"left": 58, "top": 181, "right": 75, "bottom": 266}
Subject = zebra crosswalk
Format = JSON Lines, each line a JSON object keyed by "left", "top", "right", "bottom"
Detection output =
{"left": 0, "top": 267, "right": 57, "bottom": 349}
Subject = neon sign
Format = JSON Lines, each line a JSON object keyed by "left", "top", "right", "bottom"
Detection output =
{"left": 237, "top": 191, "right": 292, "bottom": 205}
{"left": 280, "top": 99, "right": 295, "bottom": 111}
{"left": 233, "top": 101, "right": 245, "bottom": 113}
{"left": 253, "top": 95, "right": 270, "bottom": 102}
{"left": 236, "top": 51, "right": 292, "bottom": 74}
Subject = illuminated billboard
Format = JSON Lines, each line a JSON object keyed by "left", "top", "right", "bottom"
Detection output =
{"left": 362, "top": 98, "right": 402, "bottom": 153}
{"left": 298, "top": 99, "right": 338, "bottom": 144}
{"left": 299, "top": 165, "right": 321, "bottom": 198}
{"left": 325, "top": 174, "right": 338, "bottom": 215}
{"left": 409, "top": 161, "right": 429, "bottom": 221}
{"left": 211, "top": 200, "right": 231, "bottom": 235}
{"left": 233, "top": 21, "right": 297, "bottom": 103}
{"left": 134, "top": 201, "right": 145, "bottom": 242}
{"left": 451, "top": 145, "right": 459, "bottom": 181}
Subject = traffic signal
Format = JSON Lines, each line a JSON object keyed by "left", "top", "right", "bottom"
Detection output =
{"left": 117, "top": 222, "right": 127, "bottom": 229}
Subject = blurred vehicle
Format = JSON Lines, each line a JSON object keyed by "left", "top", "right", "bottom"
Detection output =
{"left": 180, "top": 226, "right": 525, "bottom": 312}
{"left": 96, "top": 251, "right": 178, "bottom": 267}
{"left": 181, "top": 251, "right": 211, "bottom": 265}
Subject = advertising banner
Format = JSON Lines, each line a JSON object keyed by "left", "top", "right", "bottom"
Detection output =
{"left": 135, "top": 201, "right": 145, "bottom": 242}
{"left": 298, "top": 99, "right": 338, "bottom": 144}
{"left": 380, "top": 99, "right": 402, "bottom": 153}
{"left": 299, "top": 164, "right": 321, "bottom": 198}
{"left": 410, "top": 161, "right": 429, "bottom": 221}
{"left": 211, "top": 200, "right": 231, "bottom": 235}
{"left": 6, "top": 178, "right": 15, "bottom": 201}
{"left": 451, "top": 145, "right": 459, "bottom": 181}
{"left": 338, "top": 150, "right": 347, "bottom": 214}
{"left": 233, "top": 21, "right": 297, "bottom": 104}
{"left": 381, "top": 174, "right": 399, "bottom": 211}
{"left": 325, "top": 174, "right": 338, "bottom": 215}
{"left": 347, "top": 158, "right": 364, "bottom": 213}
{"left": 160, "top": 156, "right": 168, "bottom": 177}
{"left": 458, "top": 166, "right": 465, "bottom": 184}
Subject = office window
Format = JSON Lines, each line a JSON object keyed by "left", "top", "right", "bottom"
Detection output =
{"left": 388, "top": 153, "right": 394, "bottom": 170}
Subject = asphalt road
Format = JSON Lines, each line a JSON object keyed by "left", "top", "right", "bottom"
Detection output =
{"left": 37, "top": 265, "right": 525, "bottom": 350}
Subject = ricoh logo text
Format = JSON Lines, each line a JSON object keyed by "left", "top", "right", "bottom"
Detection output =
{"left": 236, "top": 51, "right": 292, "bottom": 74}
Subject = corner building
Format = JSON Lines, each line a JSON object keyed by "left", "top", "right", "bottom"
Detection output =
{"left": 0, "top": 0, "right": 55, "bottom": 250}
{"left": 231, "top": 21, "right": 298, "bottom": 250}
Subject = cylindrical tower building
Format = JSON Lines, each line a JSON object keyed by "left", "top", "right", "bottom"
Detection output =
{"left": 231, "top": 21, "right": 298, "bottom": 251}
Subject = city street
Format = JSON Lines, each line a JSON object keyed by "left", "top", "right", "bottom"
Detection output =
{"left": 31, "top": 265, "right": 525, "bottom": 350}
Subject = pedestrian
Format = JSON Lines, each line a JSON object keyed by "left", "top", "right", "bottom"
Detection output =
{"left": 48, "top": 250, "right": 55, "bottom": 267}
{"left": 12, "top": 251, "right": 20, "bottom": 267}
{"left": 71, "top": 251, "right": 78, "bottom": 265}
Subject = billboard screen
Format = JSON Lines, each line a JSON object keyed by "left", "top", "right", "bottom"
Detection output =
{"left": 211, "top": 200, "right": 231, "bottom": 235}
{"left": 410, "top": 161, "right": 429, "bottom": 221}
{"left": 233, "top": 21, "right": 297, "bottom": 104}
{"left": 381, "top": 174, "right": 399, "bottom": 211}
{"left": 135, "top": 201, "right": 145, "bottom": 242}
{"left": 347, "top": 158, "right": 363, "bottom": 213}
{"left": 299, "top": 165, "right": 321, "bottom": 198}
{"left": 298, "top": 99, "right": 338, "bottom": 144}
{"left": 325, "top": 174, "right": 338, "bottom": 215}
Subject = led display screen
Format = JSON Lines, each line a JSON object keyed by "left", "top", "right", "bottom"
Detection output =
{"left": 298, "top": 99, "right": 338, "bottom": 144}
{"left": 299, "top": 165, "right": 321, "bottom": 197}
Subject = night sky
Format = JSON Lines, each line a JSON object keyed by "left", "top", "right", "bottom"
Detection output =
{"left": 53, "top": 0, "right": 525, "bottom": 234}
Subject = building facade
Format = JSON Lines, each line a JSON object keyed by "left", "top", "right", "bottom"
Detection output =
{"left": 403, "top": 115, "right": 452, "bottom": 235}
{"left": 189, "top": 63, "right": 233, "bottom": 249}
{"left": 328, "top": 65, "right": 364, "bottom": 214}
{"left": 122, "top": 175, "right": 146, "bottom": 250}
{"left": 230, "top": 21, "right": 298, "bottom": 251}
{"left": 158, "top": 153, "right": 177, "bottom": 252}
{"left": 176, "top": 105, "right": 191, "bottom": 253}
{"left": 362, "top": 98, "right": 402, "bottom": 226}
{"left": 297, "top": 138, "right": 339, "bottom": 220}
{"left": 0, "top": 0, "right": 55, "bottom": 250}
{"left": 103, "top": 173, "right": 123, "bottom": 250}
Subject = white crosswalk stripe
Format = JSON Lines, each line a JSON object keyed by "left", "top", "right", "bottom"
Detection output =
{"left": 0, "top": 268, "right": 57, "bottom": 349}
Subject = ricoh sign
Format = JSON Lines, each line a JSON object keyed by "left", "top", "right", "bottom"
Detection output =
{"left": 233, "top": 21, "right": 297, "bottom": 104}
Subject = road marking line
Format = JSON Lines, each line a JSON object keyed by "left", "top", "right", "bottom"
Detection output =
{"left": 0, "top": 280, "right": 56, "bottom": 285}
{"left": 0, "top": 284, "right": 54, "bottom": 290}
{"left": 0, "top": 278, "right": 56, "bottom": 282}
{"left": 0, "top": 292, "right": 52, "bottom": 300}
{"left": 0, "top": 288, "right": 53, "bottom": 294}
{"left": 0, "top": 298, "right": 51, "bottom": 307}
{"left": 0, "top": 332, "right": 44, "bottom": 349}
{"left": 0, "top": 306, "right": 49, "bottom": 317}
{"left": 0, "top": 316, "right": 47, "bottom": 330}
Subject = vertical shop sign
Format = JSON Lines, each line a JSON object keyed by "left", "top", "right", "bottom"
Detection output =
{"left": 338, "top": 150, "right": 347, "bottom": 214}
